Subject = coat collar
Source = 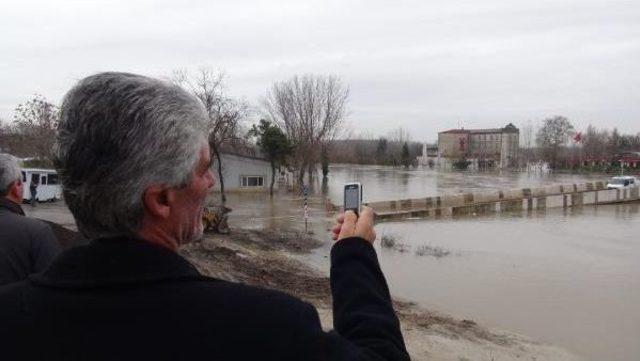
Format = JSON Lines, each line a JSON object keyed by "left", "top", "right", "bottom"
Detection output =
{"left": 0, "top": 197, "right": 25, "bottom": 216}
{"left": 30, "top": 236, "right": 206, "bottom": 289}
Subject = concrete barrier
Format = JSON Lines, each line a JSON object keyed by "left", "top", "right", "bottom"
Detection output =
{"left": 371, "top": 180, "right": 638, "bottom": 221}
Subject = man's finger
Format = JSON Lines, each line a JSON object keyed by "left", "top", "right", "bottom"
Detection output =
{"left": 338, "top": 210, "right": 357, "bottom": 240}
{"left": 336, "top": 213, "right": 345, "bottom": 224}
{"left": 358, "top": 206, "right": 375, "bottom": 228}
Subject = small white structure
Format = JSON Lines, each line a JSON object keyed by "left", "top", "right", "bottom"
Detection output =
{"left": 21, "top": 168, "right": 62, "bottom": 202}
{"left": 212, "top": 153, "right": 280, "bottom": 192}
{"left": 417, "top": 144, "right": 439, "bottom": 167}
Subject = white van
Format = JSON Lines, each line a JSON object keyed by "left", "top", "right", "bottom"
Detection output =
{"left": 606, "top": 176, "right": 638, "bottom": 190}
{"left": 21, "top": 168, "right": 63, "bottom": 202}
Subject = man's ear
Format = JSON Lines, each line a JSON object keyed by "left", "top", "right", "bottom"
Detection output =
{"left": 7, "top": 180, "right": 23, "bottom": 203}
{"left": 142, "top": 185, "right": 171, "bottom": 219}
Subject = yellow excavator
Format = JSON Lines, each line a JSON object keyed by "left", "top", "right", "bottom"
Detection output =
{"left": 202, "top": 204, "right": 231, "bottom": 234}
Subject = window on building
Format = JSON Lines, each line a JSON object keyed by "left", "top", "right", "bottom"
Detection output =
{"left": 241, "top": 176, "right": 264, "bottom": 187}
{"left": 47, "top": 173, "right": 59, "bottom": 185}
{"left": 21, "top": 171, "right": 26, "bottom": 182}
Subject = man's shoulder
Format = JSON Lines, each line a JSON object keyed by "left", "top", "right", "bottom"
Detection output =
{"left": 183, "top": 276, "right": 315, "bottom": 314}
{"left": 1, "top": 211, "right": 51, "bottom": 232}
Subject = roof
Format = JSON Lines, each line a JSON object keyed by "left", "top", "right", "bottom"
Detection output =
{"left": 440, "top": 129, "right": 470, "bottom": 134}
{"left": 21, "top": 168, "right": 57, "bottom": 173}
{"left": 220, "top": 151, "right": 268, "bottom": 162}
{"left": 469, "top": 128, "right": 504, "bottom": 134}
{"left": 439, "top": 123, "right": 519, "bottom": 135}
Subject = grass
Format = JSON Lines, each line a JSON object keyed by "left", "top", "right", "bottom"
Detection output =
{"left": 415, "top": 244, "right": 451, "bottom": 258}
{"left": 380, "top": 234, "right": 397, "bottom": 248}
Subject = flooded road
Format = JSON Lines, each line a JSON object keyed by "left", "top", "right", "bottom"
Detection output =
{"left": 321, "top": 164, "right": 608, "bottom": 202}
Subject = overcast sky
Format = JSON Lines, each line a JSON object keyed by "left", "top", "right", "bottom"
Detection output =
{"left": 1, "top": 0, "right": 638, "bottom": 142}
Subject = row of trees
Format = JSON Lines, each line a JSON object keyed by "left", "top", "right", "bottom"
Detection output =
{"left": 329, "top": 127, "right": 422, "bottom": 167}
{"left": 524, "top": 116, "right": 640, "bottom": 169}
{"left": 0, "top": 70, "right": 349, "bottom": 202}
{"left": 4, "top": 78, "right": 639, "bottom": 202}
{"left": 0, "top": 95, "right": 59, "bottom": 167}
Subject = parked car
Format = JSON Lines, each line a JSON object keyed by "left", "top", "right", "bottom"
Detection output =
{"left": 606, "top": 176, "right": 638, "bottom": 190}
{"left": 20, "top": 168, "right": 63, "bottom": 202}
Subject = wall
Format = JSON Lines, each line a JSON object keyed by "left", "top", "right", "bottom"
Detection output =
{"left": 212, "top": 153, "right": 276, "bottom": 192}
{"left": 438, "top": 132, "right": 469, "bottom": 158}
{"left": 500, "top": 132, "right": 519, "bottom": 168}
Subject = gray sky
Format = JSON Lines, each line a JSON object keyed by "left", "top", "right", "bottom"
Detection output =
{"left": 1, "top": 0, "right": 639, "bottom": 142}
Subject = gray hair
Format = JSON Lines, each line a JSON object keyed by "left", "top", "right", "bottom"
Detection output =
{"left": 0, "top": 153, "right": 22, "bottom": 196}
{"left": 55, "top": 72, "right": 208, "bottom": 239}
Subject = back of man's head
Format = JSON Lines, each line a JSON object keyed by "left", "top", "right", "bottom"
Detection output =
{"left": 55, "top": 72, "right": 208, "bottom": 239}
{"left": 0, "top": 153, "right": 21, "bottom": 198}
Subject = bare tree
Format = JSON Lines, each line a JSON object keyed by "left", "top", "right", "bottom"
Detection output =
{"left": 13, "top": 94, "right": 59, "bottom": 163}
{"left": 387, "top": 127, "right": 411, "bottom": 145}
{"left": 583, "top": 125, "right": 609, "bottom": 159}
{"left": 386, "top": 127, "right": 412, "bottom": 166}
{"left": 521, "top": 120, "right": 534, "bottom": 149}
{"left": 172, "top": 69, "right": 250, "bottom": 203}
{"left": 519, "top": 120, "right": 535, "bottom": 165}
{"left": 536, "top": 115, "right": 574, "bottom": 169}
{"left": 264, "top": 74, "right": 349, "bottom": 185}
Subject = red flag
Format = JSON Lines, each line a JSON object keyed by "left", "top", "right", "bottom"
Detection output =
{"left": 573, "top": 132, "right": 582, "bottom": 143}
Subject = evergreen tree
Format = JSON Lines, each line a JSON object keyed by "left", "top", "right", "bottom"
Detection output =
{"left": 249, "top": 120, "right": 292, "bottom": 195}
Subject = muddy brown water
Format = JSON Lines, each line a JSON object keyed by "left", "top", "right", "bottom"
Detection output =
{"left": 314, "top": 166, "right": 639, "bottom": 361}
{"left": 227, "top": 189, "right": 639, "bottom": 361}
{"left": 372, "top": 205, "right": 640, "bottom": 361}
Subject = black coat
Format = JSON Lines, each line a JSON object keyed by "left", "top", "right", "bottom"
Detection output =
{"left": 0, "top": 199, "right": 61, "bottom": 285}
{"left": 0, "top": 236, "right": 409, "bottom": 361}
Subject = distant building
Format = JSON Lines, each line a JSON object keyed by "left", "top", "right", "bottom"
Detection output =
{"left": 583, "top": 151, "right": 640, "bottom": 169}
{"left": 436, "top": 123, "right": 519, "bottom": 169}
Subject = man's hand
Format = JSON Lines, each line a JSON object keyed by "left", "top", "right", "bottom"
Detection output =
{"left": 331, "top": 206, "right": 376, "bottom": 244}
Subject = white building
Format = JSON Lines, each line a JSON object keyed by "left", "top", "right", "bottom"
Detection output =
{"left": 212, "top": 152, "right": 284, "bottom": 192}
{"left": 417, "top": 144, "right": 439, "bottom": 167}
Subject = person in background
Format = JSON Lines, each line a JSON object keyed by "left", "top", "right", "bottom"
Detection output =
{"left": 0, "top": 153, "right": 61, "bottom": 286}
{"left": 29, "top": 175, "right": 38, "bottom": 206}
{"left": 0, "top": 72, "right": 409, "bottom": 360}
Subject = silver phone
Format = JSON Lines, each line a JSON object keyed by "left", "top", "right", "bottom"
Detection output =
{"left": 344, "top": 182, "right": 363, "bottom": 216}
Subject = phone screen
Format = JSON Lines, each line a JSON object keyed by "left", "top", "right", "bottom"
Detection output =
{"left": 344, "top": 184, "right": 361, "bottom": 214}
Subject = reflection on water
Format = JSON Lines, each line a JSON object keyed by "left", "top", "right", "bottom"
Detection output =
{"left": 375, "top": 204, "right": 640, "bottom": 361}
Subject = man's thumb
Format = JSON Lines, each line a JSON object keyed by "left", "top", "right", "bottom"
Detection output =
{"left": 338, "top": 211, "right": 357, "bottom": 240}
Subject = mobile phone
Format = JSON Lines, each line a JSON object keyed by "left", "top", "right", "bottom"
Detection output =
{"left": 344, "top": 182, "right": 363, "bottom": 216}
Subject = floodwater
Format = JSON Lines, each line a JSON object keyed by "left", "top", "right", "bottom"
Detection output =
{"left": 321, "top": 164, "right": 609, "bottom": 203}
{"left": 294, "top": 165, "right": 638, "bottom": 361}
{"left": 373, "top": 205, "right": 640, "bottom": 361}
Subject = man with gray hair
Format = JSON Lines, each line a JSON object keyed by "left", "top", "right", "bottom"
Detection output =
{"left": 0, "top": 72, "right": 408, "bottom": 360}
{"left": 0, "top": 153, "right": 60, "bottom": 285}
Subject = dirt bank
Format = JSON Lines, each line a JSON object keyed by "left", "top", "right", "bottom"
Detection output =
{"left": 181, "top": 229, "right": 585, "bottom": 361}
